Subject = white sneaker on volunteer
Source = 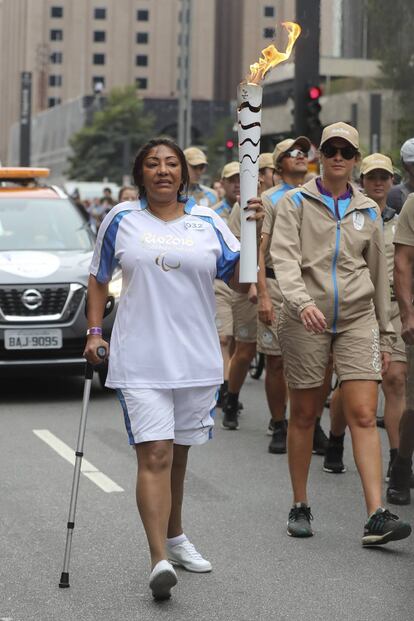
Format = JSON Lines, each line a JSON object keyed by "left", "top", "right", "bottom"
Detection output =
{"left": 167, "top": 538, "right": 212, "bottom": 572}
{"left": 149, "top": 560, "right": 177, "bottom": 600}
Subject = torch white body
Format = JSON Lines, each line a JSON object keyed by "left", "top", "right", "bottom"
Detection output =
{"left": 237, "top": 83, "right": 263, "bottom": 283}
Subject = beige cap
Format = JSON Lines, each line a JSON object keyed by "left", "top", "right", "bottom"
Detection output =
{"left": 360, "top": 153, "right": 394, "bottom": 176}
{"left": 319, "top": 122, "right": 359, "bottom": 149}
{"left": 184, "top": 147, "right": 208, "bottom": 166}
{"left": 221, "top": 161, "right": 240, "bottom": 179}
{"left": 258, "top": 152, "right": 275, "bottom": 170}
{"left": 273, "top": 136, "right": 311, "bottom": 165}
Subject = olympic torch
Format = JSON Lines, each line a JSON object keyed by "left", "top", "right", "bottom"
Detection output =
{"left": 237, "top": 22, "right": 301, "bottom": 282}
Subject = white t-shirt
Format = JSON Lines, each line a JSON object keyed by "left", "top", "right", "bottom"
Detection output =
{"left": 90, "top": 198, "right": 240, "bottom": 389}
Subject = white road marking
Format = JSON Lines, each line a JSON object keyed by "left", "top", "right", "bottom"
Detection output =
{"left": 33, "top": 429, "right": 124, "bottom": 493}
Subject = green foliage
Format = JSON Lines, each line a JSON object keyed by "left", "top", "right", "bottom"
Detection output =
{"left": 67, "top": 86, "right": 154, "bottom": 183}
{"left": 366, "top": 0, "right": 414, "bottom": 146}
{"left": 204, "top": 116, "right": 237, "bottom": 181}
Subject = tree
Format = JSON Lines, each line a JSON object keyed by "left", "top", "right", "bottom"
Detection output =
{"left": 204, "top": 116, "right": 237, "bottom": 182}
{"left": 366, "top": 0, "right": 414, "bottom": 147}
{"left": 67, "top": 86, "right": 154, "bottom": 183}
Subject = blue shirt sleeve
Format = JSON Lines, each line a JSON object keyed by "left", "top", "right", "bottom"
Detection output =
{"left": 192, "top": 211, "right": 240, "bottom": 284}
{"left": 215, "top": 227, "right": 240, "bottom": 283}
{"left": 92, "top": 210, "right": 130, "bottom": 283}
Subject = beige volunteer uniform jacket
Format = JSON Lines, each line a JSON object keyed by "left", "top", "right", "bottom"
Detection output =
{"left": 270, "top": 178, "right": 394, "bottom": 352}
{"left": 394, "top": 193, "right": 414, "bottom": 247}
{"left": 213, "top": 198, "right": 233, "bottom": 224}
{"left": 227, "top": 201, "right": 241, "bottom": 238}
{"left": 262, "top": 182, "right": 294, "bottom": 270}
{"left": 187, "top": 183, "right": 218, "bottom": 208}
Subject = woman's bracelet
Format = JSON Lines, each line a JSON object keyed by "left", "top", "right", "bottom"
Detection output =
{"left": 86, "top": 327, "right": 102, "bottom": 336}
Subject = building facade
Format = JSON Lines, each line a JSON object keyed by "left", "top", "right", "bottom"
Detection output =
{"left": 1, "top": 0, "right": 218, "bottom": 163}
{"left": 0, "top": 0, "right": 378, "bottom": 165}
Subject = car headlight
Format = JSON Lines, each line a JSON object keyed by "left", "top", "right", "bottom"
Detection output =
{"left": 108, "top": 273, "right": 122, "bottom": 298}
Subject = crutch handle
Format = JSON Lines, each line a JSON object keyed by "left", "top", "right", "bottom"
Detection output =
{"left": 96, "top": 346, "right": 107, "bottom": 360}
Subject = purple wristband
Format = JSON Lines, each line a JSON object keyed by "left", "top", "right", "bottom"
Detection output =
{"left": 86, "top": 327, "right": 102, "bottom": 336}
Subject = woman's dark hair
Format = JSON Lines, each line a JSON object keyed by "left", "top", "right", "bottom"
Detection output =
{"left": 132, "top": 137, "right": 189, "bottom": 200}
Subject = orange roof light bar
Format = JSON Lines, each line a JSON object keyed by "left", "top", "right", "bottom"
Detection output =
{"left": 0, "top": 167, "right": 50, "bottom": 180}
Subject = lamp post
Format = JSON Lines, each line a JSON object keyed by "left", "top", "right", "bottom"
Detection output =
{"left": 19, "top": 71, "right": 32, "bottom": 166}
{"left": 177, "top": 0, "right": 192, "bottom": 148}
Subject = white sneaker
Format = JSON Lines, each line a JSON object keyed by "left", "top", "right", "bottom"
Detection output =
{"left": 167, "top": 539, "right": 212, "bottom": 573}
{"left": 149, "top": 560, "right": 177, "bottom": 600}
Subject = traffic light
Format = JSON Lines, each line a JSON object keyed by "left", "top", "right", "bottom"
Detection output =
{"left": 305, "top": 85, "right": 322, "bottom": 143}
{"left": 225, "top": 139, "right": 235, "bottom": 162}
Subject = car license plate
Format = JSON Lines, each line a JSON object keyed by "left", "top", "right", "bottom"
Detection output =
{"left": 4, "top": 329, "right": 62, "bottom": 350}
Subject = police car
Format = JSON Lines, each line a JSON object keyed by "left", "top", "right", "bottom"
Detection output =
{"left": 0, "top": 167, "right": 119, "bottom": 385}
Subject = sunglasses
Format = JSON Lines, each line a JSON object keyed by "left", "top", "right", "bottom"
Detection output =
{"left": 285, "top": 148, "right": 308, "bottom": 158}
{"left": 321, "top": 144, "right": 358, "bottom": 160}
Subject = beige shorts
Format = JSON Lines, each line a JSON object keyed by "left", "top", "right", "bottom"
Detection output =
{"left": 277, "top": 308, "right": 382, "bottom": 389}
{"left": 232, "top": 291, "right": 257, "bottom": 343}
{"left": 257, "top": 277, "right": 282, "bottom": 356}
{"left": 214, "top": 279, "right": 233, "bottom": 337}
{"left": 390, "top": 301, "right": 407, "bottom": 363}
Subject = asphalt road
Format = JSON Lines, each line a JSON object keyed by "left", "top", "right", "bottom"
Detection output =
{"left": 1, "top": 371, "right": 413, "bottom": 621}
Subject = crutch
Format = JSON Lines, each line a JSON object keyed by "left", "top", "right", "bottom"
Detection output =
{"left": 59, "top": 295, "right": 114, "bottom": 588}
{"left": 58, "top": 346, "right": 106, "bottom": 588}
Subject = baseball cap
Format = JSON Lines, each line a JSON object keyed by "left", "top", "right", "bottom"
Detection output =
{"left": 258, "top": 152, "right": 275, "bottom": 170}
{"left": 319, "top": 122, "right": 359, "bottom": 150}
{"left": 221, "top": 161, "right": 240, "bottom": 179}
{"left": 184, "top": 147, "right": 208, "bottom": 166}
{"left": 272, "top": 136, "right": 311, "bottom": 165}
{"left": 400, "top": 138, "right": 414, "bottom": 163}
{"left": 360, "top": 153, "right": 394, "bottom": 176}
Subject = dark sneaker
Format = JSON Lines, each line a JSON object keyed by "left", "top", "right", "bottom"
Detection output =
{"left": 287, "top": 503, "right": 314, "bottom": 537}
{"left": 222, "top": 404, "right": 239, "bottom": 430}
{"left": 323, "top": 443, "right": 346, "bottom": 473}
{"left": 266, "top": 418, "right": 276, "bottom": 436}
{"left": 376, "top": 415, "right": 385, "bottom": 428}
{"left": 387, "top": 462, "right": 411, "bottom": 506}
{"left": 312, "top": 422, "right": 328, "bottom": 455}
{"left": 362, "top": 508, "right": 411, "bottom": 546}
{"left": 268, "top": 420, "right": 287, "bottom": 454}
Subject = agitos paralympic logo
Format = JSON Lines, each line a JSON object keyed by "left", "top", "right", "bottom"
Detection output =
{"left": 155, "top": 252, "right": 181, "bottom": 272}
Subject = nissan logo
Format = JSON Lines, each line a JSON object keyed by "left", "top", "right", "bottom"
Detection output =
{"left": 21, "top": 289, "right": 43, "bottom": 310}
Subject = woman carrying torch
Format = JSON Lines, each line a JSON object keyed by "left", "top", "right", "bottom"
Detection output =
{"left": 83, "top": 138, "right": 263, "bottom": 601}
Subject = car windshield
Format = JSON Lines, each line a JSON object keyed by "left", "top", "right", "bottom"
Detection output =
{"left": 0, "top": 198, "right": 94, "bottom": 251}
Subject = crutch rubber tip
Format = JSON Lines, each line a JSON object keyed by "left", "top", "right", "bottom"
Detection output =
{"left": 59, "top": 572, "right": 70, "bottom": 588}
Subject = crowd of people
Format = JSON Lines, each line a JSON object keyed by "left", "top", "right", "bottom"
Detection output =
{"left": 71, "top": 185, "right": 138, "bottom": 232}
{"left": 83, "top": 127, "right": 414, "bottom": 601}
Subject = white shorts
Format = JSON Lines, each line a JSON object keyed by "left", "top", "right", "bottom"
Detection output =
{"left": 116, "top": 385, "right": 218, "bottom": 445}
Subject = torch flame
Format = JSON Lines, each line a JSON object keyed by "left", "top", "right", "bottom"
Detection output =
{"left": 247, "top": 21, "right": 301, "bottom": 85}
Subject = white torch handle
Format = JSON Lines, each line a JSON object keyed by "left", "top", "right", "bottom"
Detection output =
{"left": 237, "top": 83, "right": 263, "bottom": 283}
